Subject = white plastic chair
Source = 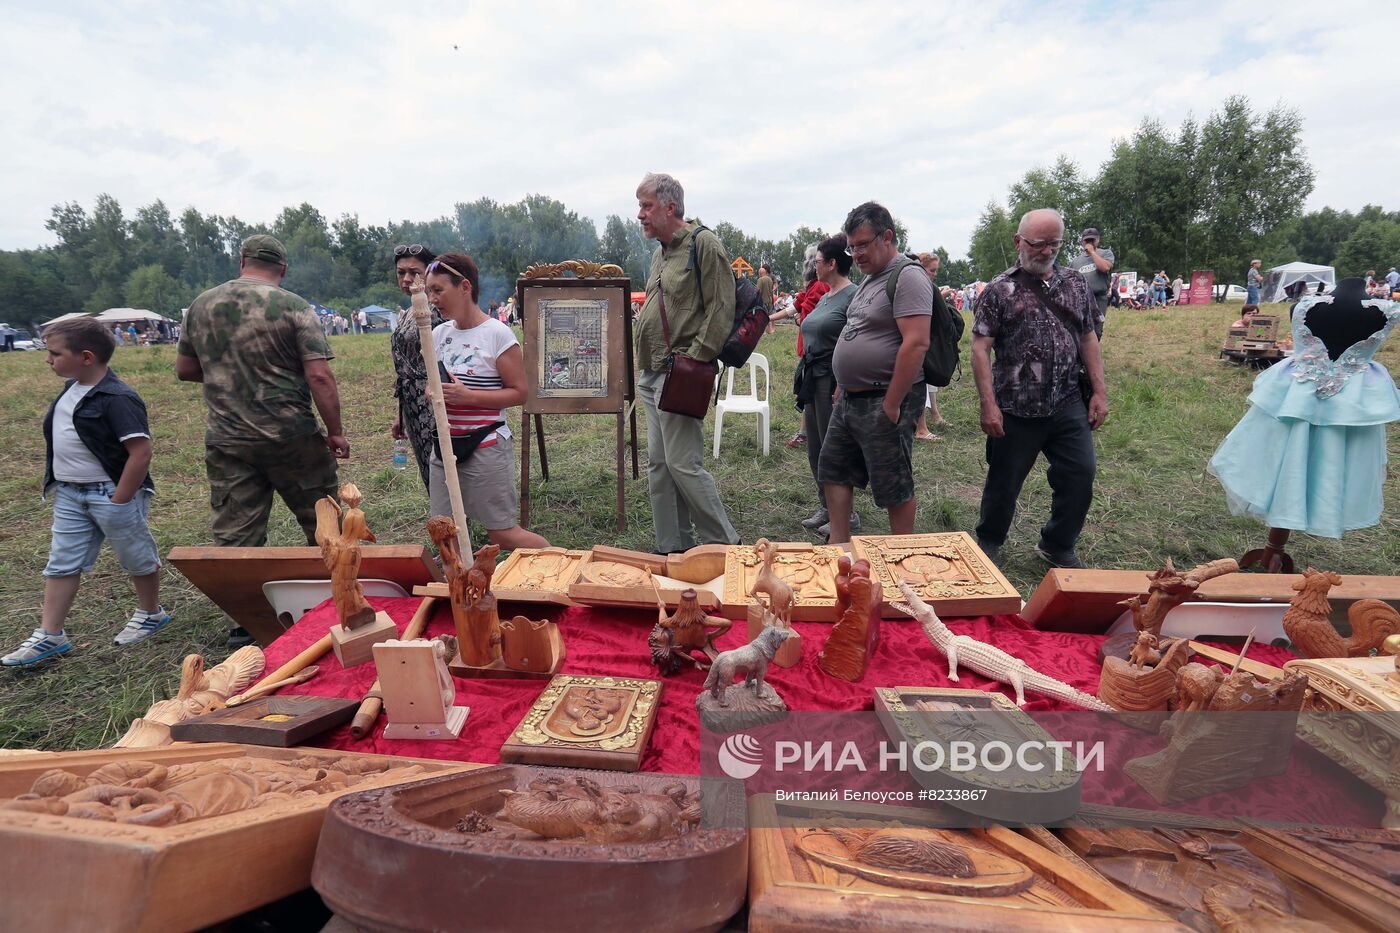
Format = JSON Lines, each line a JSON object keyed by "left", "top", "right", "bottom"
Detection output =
{"left": 713, "top": 352, "right": 771, "bottom": 457}
{"left": 262, "top": 578, "right": 409, "bottom": 631}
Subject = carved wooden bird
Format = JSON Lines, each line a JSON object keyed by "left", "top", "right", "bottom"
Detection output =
{"left": 1283, "top": 568, "right": 1400, "bottom": 659}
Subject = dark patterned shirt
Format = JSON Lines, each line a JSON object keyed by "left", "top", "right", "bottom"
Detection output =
{"left": 973, "top": 262, "right": 1094, "bottom": 418}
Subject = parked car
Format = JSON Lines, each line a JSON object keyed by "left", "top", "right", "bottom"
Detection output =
{"left": 1221, "top": 285, "right": 1248, "bottom": 301}
{"left": 12, "top": 329, "right": 42, "bottom": 351}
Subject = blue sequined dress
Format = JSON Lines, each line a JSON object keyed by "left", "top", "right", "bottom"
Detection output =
{"left": 1208, "top": 297, "right": 1400, "bottom": 537}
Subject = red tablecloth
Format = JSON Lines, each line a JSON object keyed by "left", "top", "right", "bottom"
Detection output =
{"left": 263, "top": 596, "right": 1383, "bottom": 826}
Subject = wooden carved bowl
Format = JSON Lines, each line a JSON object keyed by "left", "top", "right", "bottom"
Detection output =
{"left": 312, "top": 765, "right": 748, "bottom": 933}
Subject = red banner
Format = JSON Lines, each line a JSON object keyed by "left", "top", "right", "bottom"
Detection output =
{"left": 1181, "top": 270, "right": 1215, "bottom": 305}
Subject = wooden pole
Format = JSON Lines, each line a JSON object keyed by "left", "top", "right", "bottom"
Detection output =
{"left": 411, "top": 280, "right": 472, "bottom": 557}
{"left": 349, "top": 596, "right": 439, "bottom": 739}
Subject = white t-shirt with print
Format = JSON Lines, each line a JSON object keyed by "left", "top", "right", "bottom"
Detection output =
{"left": 432, "top": 317, "right": 517, "bottom": 445}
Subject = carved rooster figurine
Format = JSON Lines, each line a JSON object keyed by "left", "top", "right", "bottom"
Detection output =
{"left": 1283, "top": 568, "right": 1400, "bottom": 659}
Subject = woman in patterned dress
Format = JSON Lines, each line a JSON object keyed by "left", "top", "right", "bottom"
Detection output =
{"left": 390, "top": 243, "right": 440, "bottom": 489}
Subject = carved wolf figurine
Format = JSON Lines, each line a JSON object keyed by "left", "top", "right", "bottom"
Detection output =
{"left": 702, "top": 626, "right": 794, "bottom": 706}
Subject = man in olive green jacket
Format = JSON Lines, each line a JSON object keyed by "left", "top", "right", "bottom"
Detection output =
{"left": 633, "top": 172, "right": 740, "bottom": 553}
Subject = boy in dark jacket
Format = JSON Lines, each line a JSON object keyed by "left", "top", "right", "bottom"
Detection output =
{"left": 3, "top": 319, "right": 169, "bottom": 666}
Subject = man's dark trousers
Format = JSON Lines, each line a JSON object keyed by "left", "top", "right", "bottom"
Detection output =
{"left": 976, "top": 402, "right": 1095, "bottom": 553}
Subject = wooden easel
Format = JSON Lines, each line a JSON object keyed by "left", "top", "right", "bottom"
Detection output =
{"left": 517, "top": 274, "right": 639, "bottom": 533}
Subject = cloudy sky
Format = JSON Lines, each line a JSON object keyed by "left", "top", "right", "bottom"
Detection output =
{"left": 3, "top": 1, "right": 1394, "bottom": 257}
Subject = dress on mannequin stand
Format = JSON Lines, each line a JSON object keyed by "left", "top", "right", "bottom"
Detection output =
{"left": 1209, "top": 280, "right": 1400, "bottom": 547}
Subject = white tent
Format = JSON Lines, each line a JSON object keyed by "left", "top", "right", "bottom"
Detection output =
{"left": 95, "top": 308, "right": 170, "bottom": 324}
{"left": 1261, "top": 262, "right": 1335, "bottom": 303}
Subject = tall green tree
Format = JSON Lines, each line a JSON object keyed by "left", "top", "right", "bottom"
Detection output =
{"left": 123, "top": 264, "right": 184, "bottom": 315}
{"left": 1334, "top": 219, "right": 1400, "bottom": 278}
{"left": 1193, "top": 96, "right": 1313, "bottom": 282}
{"left": 968, "top": 202, "right": 1018, "bottom": 280}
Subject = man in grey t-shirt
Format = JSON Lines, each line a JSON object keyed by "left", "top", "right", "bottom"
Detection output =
{"left": 817, "top": 201, "right": 931, "bottom": 544}
{"left": 1066, "top": 227, "right": 1113, "bottom": 338}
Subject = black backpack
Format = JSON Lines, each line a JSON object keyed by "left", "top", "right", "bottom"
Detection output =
{"left": 686, "top": 225, "right": 768, "bottom": 368}
{"left": 885, "top": 256, "right": 963, "bottom": 387}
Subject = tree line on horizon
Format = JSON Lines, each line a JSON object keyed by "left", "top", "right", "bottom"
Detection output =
{"left": 1, "top": 96, "right": 1395, "bottom": 329}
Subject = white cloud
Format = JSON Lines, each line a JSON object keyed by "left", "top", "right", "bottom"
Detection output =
{"left": 1, "top": 0, "right": 1394, "bottom": 257}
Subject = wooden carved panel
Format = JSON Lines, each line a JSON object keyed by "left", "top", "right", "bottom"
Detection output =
{"left": 491, "top": 547, "right": 590, "bottom": 604}
{"left": 749, "top": 796, "right": 1177, "bottom": 932}
{"left": 722, "top": 542, "right": 845, "bottom": 621}
{"left": 852, "top": 533, "right": 1022, "bottom": 618}
{"left": 500, "top": 674, "right": 662, "bottom": 772}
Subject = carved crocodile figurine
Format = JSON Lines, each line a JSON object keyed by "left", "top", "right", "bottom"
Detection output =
{"left": 895, "top": 581, "right": 1115, "bottom": 712}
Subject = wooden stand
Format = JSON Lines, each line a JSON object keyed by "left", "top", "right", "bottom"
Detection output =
{"left": 374, "top": 640, "right": 470, "bottom": 740}
{"left": 329, "top": 610, "right": 397, "bottom": 669}
{"left": 747, "top": 605, "right": 801, "bottom": 668}
{"left": 517, "top": 275, "right": 638, "bottom": 534}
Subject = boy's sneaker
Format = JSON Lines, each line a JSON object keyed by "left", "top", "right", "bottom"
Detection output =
{"left": 114, "top": 608, "right": 172, "bottom": 646}
{"left": 2, "top": 629, "right": 71, "bottom": 666}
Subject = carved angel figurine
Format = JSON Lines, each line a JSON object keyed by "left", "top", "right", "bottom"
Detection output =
{"left": 314, "top": 483, "right": 378, "bottom": 630}
{"left": 114, "top": 647, "right": 265, "bottom": 747}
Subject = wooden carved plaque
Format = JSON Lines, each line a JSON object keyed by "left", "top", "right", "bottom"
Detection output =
{"left": 722, "top": 542, "right": 845, "bottom": 622}
{"left": 500, "top": 674, "right": 662, "bottom": 772}
{"left": 852, "top": 533, "right": 1021, "bottom": 618}
{"left": 873, "top": 687, "right": 1081, "bottom": 824}
{"left": 749, "top": 796, "right": 1176, "bottom": 932}
{"left": 491, "top": 547, "right": 590, "bottom": 604}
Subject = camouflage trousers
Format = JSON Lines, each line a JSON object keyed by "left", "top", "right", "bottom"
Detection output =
{"left": 206, "top": 434, "right": 339, "bottom": 547}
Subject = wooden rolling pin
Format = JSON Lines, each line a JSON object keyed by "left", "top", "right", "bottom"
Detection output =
{"left": 350, "top": 595, "right": 439, "bottom": 739}
{"left": 246, "top": 634, "right": 333, "bottom": 694}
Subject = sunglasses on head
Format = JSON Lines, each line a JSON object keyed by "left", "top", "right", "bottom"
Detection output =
{"left": 426, "top": 258, "right": 471, "bottom": 281}
{"left": 394, "top": 244, "right": 428, "bottom": 257}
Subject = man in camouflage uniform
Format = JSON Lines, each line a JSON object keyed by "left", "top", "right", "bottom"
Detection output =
{"left": 177, "top": 235, "right": 348, "bottom": 556}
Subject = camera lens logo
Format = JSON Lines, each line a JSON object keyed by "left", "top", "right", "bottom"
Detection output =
{"left": 717, "top": 733, "right": 764, "bottom": 779}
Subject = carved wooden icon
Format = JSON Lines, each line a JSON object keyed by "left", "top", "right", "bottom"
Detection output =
{"left": 1097, "top": 636, "right": 1194, "bottom": 714}
{"left": 873, "top": 687, "right": 1081, "bottom": 824}
{"left": 311, "top": 764, "right": 747, "bottom": 933}
{"left": 169, "top": 696, "right": 357, "bottom": 747}
{"left": 749, "top": 795, "right": 1175, "bottom": 931}
{"left": 0, "top": 744, "right": 471, "bottom": 933}
{"left": 1124, "top": 666, "right": 1309, "bottom": 804}
{"left": 851, "top": 533, "right": 1021, "bottom": 618}
{"left": 819, "top": 556, "right": 880, "bottom": 682}
{"left": 649, "top": 588, "right": 733, "bottom": 675}
{"left": 373, "top": 638, "right": 470, "bottom": 740}
{"left": 317, "top": 484, "right": 398, "bottom": 667}
{"left": 1283, "top": 567, "right": 1400, "bottom": 658}
{"left": 500, "top": 674, "right": 662, "bottom": 771}
{"left": 1285, "top": 650, "right": 1400, "bottom": 828}
{"left": 722, "top": 541, "right": 845, "bottom": 621}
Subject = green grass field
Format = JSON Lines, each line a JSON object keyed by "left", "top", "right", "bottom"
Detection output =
{"left": 1, "top": 303, "right": 1397, "bottom": 750}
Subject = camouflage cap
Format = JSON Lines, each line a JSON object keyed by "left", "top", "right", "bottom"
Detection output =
{"left": 240, "top": 234, "right": 289, "bottom": 265}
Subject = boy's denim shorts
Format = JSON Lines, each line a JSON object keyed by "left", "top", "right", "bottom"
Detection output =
{"left": 45, "top": 481, "right": 160, "bottom": 578}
